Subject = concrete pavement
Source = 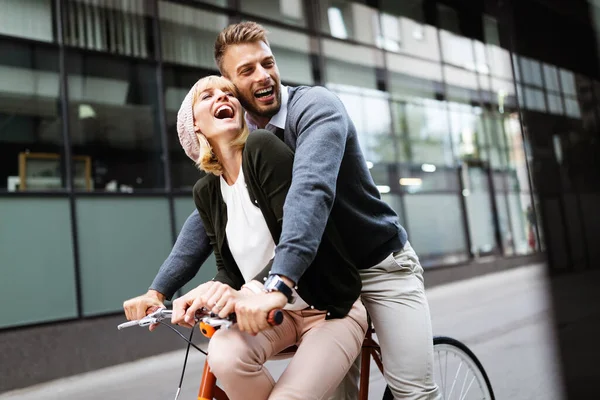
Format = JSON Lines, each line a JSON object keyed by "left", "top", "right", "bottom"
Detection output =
{"left": 0, "top": 263, "right": 564, "bottom": 399}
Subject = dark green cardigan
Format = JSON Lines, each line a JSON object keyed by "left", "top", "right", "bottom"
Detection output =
{"left": 192, "top": 130, "right": 361, "bottom": 319}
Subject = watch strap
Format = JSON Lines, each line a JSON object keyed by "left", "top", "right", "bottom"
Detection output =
{"left": 264, "top": 275, "right": 294, "bottom": 303}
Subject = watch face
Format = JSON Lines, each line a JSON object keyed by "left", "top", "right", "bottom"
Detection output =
{"left": 265, "top": 275, "right": 277, "bottom": 289}
{"left": 264, "top": 275, "right": 293, "bottom": 303}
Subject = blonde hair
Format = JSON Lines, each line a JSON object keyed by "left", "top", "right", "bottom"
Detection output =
{"left": 191, "top": 75, "right": 250, "bottom": 175}
{"left": 214, "top": 21, "right": 270, "bottom": 76}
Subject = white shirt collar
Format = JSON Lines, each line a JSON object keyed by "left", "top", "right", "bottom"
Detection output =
{"left": 245, "top": 84, "right": 288, "bottom": 133}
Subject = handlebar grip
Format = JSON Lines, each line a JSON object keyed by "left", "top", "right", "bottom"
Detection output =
{"left": 117, "top": 320, "right": 141, "bottom": 330}
{"left": 267, "top": 309, "right": 284, "bottom": 326}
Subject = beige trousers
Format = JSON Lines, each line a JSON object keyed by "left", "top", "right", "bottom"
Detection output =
{"left": 328, "top": 241, "right": 441, "bottom": 400}
{"left": 207, "top": 299, "right": 368, "bottom": 400}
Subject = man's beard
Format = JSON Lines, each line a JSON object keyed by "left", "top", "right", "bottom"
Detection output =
{"left": 239, "top": 89, "right": 281, "bottom": 119}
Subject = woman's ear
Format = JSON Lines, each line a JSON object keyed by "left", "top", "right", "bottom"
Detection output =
{"left": 193, "top": 120, "right": 202, "bottom": 133}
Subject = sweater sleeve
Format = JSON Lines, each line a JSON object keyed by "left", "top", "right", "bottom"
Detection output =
{"left": 149, "top": 208, "right": 213, "bottom": 300}
{"left": 270, "top": 87, "right": 350, "bottom": 283}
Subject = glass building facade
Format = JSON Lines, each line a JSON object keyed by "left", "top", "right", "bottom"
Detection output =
{"left": 5, "top": 0, "right": 592, "bottom": 331}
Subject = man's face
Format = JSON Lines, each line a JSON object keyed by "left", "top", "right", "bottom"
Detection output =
{"left": 220, "top": 41, "right": 282, "bottom": 120}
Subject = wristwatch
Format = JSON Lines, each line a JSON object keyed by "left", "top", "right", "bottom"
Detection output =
{"left": 263, "top": 274, "right": 295, "bottom": 304}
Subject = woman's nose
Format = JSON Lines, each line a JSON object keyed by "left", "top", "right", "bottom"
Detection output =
{"left": 215, "top": 90, "right": 228, "bottom": 102}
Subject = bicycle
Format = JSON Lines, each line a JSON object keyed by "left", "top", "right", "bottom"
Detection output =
{"left": 118, "top": 308, "right": 495, "bottom": 400}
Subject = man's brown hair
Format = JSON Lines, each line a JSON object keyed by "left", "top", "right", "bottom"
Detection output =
{"left": 214, "top": 21, "right": 270, "bottom": 76}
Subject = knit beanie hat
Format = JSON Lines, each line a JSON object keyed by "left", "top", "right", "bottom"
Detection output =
{"left": 177, "top": 82, "right": 201, "bottom": 162}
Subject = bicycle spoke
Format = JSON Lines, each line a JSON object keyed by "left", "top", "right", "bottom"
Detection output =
{"left": 457, "top": 362, "right": 469, "bottom": 400}
{"left": 444, "top": 351, "right": 449, "bottom": 398}
{"left": 447, "top": 359, "right": 463, "bottom": 400}
{"left": 433, "top": 340, "right": 492, "bottom": 400}
{"left": 459, "top": 375, "right": 476, "bottom": 400}
{"left": 438, "top": 351, "right": 446, "bottom": 398}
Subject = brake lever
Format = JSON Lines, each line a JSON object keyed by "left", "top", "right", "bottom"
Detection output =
{"left": 201, "top": 315, "right": 234, "bottom": 330}
{"left": 117, "top": 308, "right": 172, "bottom": 330}
{"left": 139, "top": 308, "right": 173, "bottom": 326}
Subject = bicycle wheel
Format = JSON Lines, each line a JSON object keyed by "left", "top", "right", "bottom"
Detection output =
{"left": 382, "top": 336, "right": 494, "bottom": 400}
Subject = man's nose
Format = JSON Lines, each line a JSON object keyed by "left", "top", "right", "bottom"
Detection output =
{"left": 254, "top": 66, "right": 270, "bottom": 83}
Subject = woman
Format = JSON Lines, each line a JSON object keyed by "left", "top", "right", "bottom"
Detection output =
{"left": 171, "top": 75, "right": 367, "bottom": 400}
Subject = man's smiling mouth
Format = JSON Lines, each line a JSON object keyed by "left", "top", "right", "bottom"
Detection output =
{"left": 254, "top": 86, "right": 274, "bottom": 99}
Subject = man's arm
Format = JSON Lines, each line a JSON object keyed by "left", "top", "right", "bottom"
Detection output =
{"left": 270, "top": 87, "right": 350, "bottom": 283}
{"left": 149, "top": 209, "right": 213, "bottom": 300}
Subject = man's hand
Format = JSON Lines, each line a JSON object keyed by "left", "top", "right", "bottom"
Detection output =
{"left": 123, "top": 290, "right": 166, "bottom": 332}
{"left": 234, "top": 291, "right": 287, "bottom": 335}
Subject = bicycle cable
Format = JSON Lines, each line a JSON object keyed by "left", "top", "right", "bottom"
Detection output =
{"left": 158, "top": 320, "right": 207, "bottom": 355}
{"left": 171, "top": 321, "right": 196, "bottom": 400}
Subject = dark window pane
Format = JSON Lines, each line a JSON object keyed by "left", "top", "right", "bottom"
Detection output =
{"left": 159, "top": 2, "right": 229, "bottom": 69}
{"left": 483, "top": 15, "right": 500, "bottom": 46}
{"left": 64, "top": 0, "right": 154, "bottom": 58}
{"left": 191, "top": 0, "right": 227, "bottom": 7}
{"left": 381, "top": 0, "right": 423, "bottom": 23}
{"left": 437, "top": 4, "right": 460, "bottom": 35}
{"left": 163, "top": 65, "right": 213, "bottom": 190}
{"left": 519, "top": 57, "right": 543, "bottom": 87}
{"left": 0, "top": 40, "right": 64, "bottom": 192}
{"left": 241, "top": 0, "right": 306, "bottom": 27}
{"left": 66, "top": 51, "right": 164, "bottom": 191}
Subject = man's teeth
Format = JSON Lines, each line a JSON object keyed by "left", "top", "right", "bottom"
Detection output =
{"left": 255, "top": 87, "right": 273, "bottom": 97}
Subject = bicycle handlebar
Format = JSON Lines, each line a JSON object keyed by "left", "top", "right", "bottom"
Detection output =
{"left": 117, "top": 308, "right": 284, "bottom": 331}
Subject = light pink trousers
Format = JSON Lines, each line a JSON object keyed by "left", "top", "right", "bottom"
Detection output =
{"left": 207, "top": 299, "right": 368, "bottom": 400}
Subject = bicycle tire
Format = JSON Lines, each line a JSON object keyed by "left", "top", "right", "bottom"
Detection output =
{"left": 381, "top": 336, "right": 495, "bottom": 400}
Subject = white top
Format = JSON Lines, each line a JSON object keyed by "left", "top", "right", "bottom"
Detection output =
{"left": 220, "top": 168, "right": 308, "bottom": 310}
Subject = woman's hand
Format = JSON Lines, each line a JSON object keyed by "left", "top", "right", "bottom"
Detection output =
{"left": 206, "top": 283, "right": 254, "bottom": 319}
{"left": 171, "top": 281, "right": 256, "bottom": 327}
{"left": 171, "top": 281, "right": 220, "bottom": 327}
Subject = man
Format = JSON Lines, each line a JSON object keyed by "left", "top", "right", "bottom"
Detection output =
{"left": 124, "top": 21, "right": 440, "bottom": 400}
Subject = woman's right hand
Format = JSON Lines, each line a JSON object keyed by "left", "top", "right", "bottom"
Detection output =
{"left": 171, "top": 281, "right": 217, "bottom": 328}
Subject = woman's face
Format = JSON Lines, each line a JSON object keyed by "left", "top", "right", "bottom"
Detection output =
{"left": 192, "top": 84, "right": 243, "bottom": 142}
